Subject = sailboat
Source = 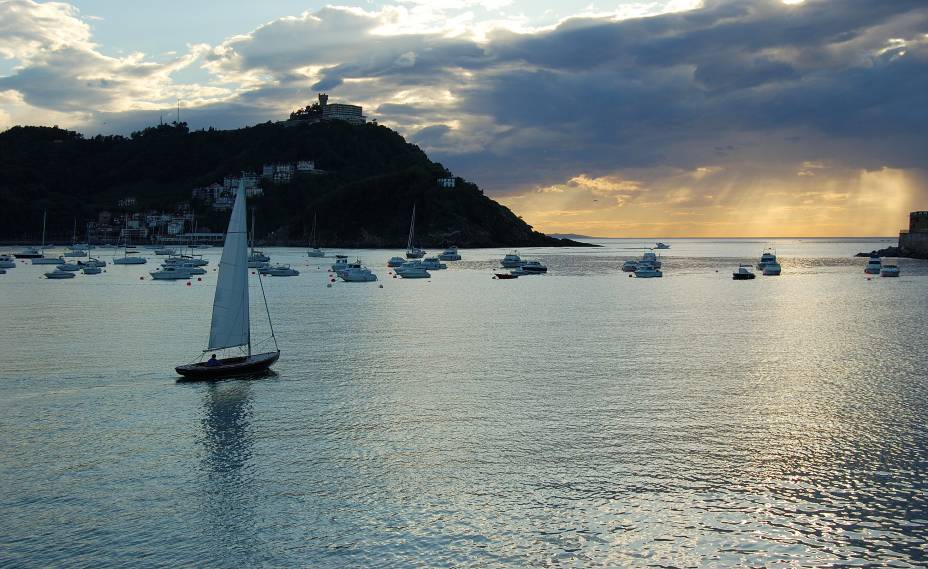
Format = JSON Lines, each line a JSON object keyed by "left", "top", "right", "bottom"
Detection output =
{"left": 306, "top": 212, "right": 325, "bottom": 257}
{"left": 112, "top": 215, "right": 147, "bottom": 265}
{"left": 405, "top": 203, "right": 425, "bottom": 259}
{"left": 17, "top": 210, "right": 51, "bottom": 260}
{"left": 175, "top": 181, "right": 279, "bottom": 380}
{"left": 63, "top": 219, "right": 87, "bottom": 257}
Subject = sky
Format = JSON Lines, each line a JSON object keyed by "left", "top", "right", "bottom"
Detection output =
{"left": 1, "top": 0, "right": 926, "bottom": 237}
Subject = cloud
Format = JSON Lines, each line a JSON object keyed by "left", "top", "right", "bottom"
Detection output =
{"left": 2, "top": 0, "right": 927, "bottom": 235}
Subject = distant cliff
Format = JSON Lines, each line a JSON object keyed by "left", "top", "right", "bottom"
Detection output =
{"left": 0, "top": 122, "right": 591, "bottom": 248}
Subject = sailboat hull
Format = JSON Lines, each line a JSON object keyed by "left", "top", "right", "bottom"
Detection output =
{"left": 175, "top": 351, "right": 279, "bottom": 380}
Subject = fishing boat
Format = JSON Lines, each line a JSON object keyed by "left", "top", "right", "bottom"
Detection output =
{"left": 387, "top": 256, "right": 406, "bottom": 268}
{"left": 306, "top": 212, "right": 325, "bottom": 258}
{"left": 733, "top": 265, "right": 756, "bottom": 280}
{"left": 338, "top": 263, "right": 378, "bottom": 282}
{"left": 756, "top": 249, "right": 777, "bottom": 270}
{"left": 175, "top": 182, "right": 279, "bottom": 380}
{"left": 763, "top": 261, "right": 782, "bottom": 276}
{"left": 438, "top": 246, "right": 461, "bottom": 261}
{"left": 880, "top": 265, "right": 900, "bottom": 277}
{"left": 405, "top": 204, "right": 426, "bottom": 259}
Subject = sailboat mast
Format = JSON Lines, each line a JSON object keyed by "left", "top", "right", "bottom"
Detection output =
{"left": 41, "top": 210, "right": 47, "bottom": 249}
{"left": 407, "top": 204, "right": 415, "bottom": 250}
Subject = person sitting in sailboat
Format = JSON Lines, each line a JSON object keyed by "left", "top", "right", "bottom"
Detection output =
{"left": 206, "top": 354, "right": 220, "bottom": 367}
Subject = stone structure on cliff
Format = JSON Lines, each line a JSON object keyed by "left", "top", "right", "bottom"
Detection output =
{"left": 899, "top": 211, "right": 928, "bottom": 257}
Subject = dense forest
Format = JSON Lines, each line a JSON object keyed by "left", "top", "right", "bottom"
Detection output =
{"left": 0, "top": 120, "right": 587, "bottom": 247}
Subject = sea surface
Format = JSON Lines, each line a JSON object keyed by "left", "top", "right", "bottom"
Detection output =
{"left": 2, "top": 238, "right": 926, "bottom": 567}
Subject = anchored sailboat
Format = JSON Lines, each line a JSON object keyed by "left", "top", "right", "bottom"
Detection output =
{"left": 175, "top": 181, "right": 279, "bottom": 380}
{"left": 405, "top": 203, "right": 425, "bottom": 259}
{"left": 306, "top": 211, "right": 325, "bottom": 257}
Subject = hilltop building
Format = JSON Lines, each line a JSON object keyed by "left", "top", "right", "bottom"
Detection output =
{"left": 288, "top": 93, "right": 366, "bottom": 125}
{"left": 899, "top": 211, "right": 928, "bottom": 256}
{"left": 438, "top": 176, "right": 456, "bottom": 189}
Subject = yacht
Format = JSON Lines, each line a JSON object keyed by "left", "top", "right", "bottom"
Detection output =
{"left": 81, "top": 266, "right": 102, "bottom": 275}
{"left": 398, "top": 265, "right": 431, "bottom": 278}
{"left": 640, "top": 250, "right": 662, "bottom": 269}
{"left": 150, "top": 266, "right": 194, "bottom": 280}
{"left": 387, "top": 256, "right": 407, "bottom": 268}
{"left": 266, "top": 264, "right": 300, "bottom": 277}
{"left": 518, "top": 260, "right": 548, "bottom": 274}
{"left": 655, "top": 242, "right": 670, "bottom": 249}
{"left": 756, "top": 249, "right": 777, "bottom": 270}
{"left": 500, "top": 251, "right": 522, "bottom": 268}
{"left": 405, "top": 204, "right": 426, "bottom": 259}
{"left": 13, "top": 247, "right": 43, "bottom": 259}
{"left": 63, "top": 249, "right": 86, "bottom": 258}
{"left": 33, "top": 255, "right": 66, "bottom": 265}
{"left": 113, "top": 253, "right": 148, "bottom": 265}
{"left": 880, "top": 265, "right": 900, "bottom": 277}
{"left": 422, "top": 257, "right": 447, "bottom": 270}
{"left": 44, "top": 269, "right": 76, "bottom": 279}
{"left": 55, "top": 261, "right": 82, "bottom": 272}
{"left": 80, "top": 257, "right": 107, "bottom": 267}
{"left": 763, "top": 261, "right": 782, "bottom": 276}
{"left": 0, "top": 255, "right": 16, "bottom": 269}
{"left": 733, "top": 265, "right": 756, "bottom": 280}
{"left": 622, "top": 259, "right": 638, "bottom": 272}
{"left": 167, "top": 262, "right": 206, "bottom": 275}
{"left": 339, "top": 264, "right": 378, "bottom": 282}
{"left": 164, "top": 254, "right": 208, "bottom": 267}
{"left": 634, "top": 266, "right": 663, "bottom": 278}
{"left": 864, "top": 253, "right": 882, "bottom": 274}
{"left": 154, "top": 247, "right": 177, "bottom": 256}
{"left": 248, "top": 250, "right": 270, "bottom": 263}
{"left": 438, "top": 246, "right": 461, "bottom": 261}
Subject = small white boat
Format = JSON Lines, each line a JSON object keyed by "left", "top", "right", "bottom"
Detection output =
{"left": 500, "top": 251, "right": 522, "bottom": 268}
{"left": 266, "top": 264, "right": 300, "bottom": 277}
{"left": 655, "top": 242, "right": 670, "bottom": 249}
{"left": 63, "top": 249, "right": 86, "bottom": 257}
{"left": 640, "top": 250, "right": 662, "bottom": 269}
{"left": 164, "top": 255, "right": 208, "bottom": 267}
{"left": 438, "top": 246, "right": 461, "bottom": 261}
{"left": 248, "top": 250, "right": 270, "bottom": 263}
{"left": 422, "top": 257, "right": 447, "bottom": 270}
{"left": 622, "top": 259, "right": 638, "bottom": 272}
{"left": 307, "top": 248, "right": 325, "bottom": 258}
{"left": 387, "top": 256, "right": 406, "bottom": 268}
{"left": 880, "top": 265, "right": 900, "bottom": 277}
{"left": 80, "top": 257, "right": 107, "bottom": 267}
{"left": 44, "top": 269, "right": 76, "bottom": 279}
{"left": 398, "top": 266, "right": 430, "bottom": 278}
{"left": 339, "top": 264, "right": 378, "bottom": 282}
{"left": 0, "top": 255, "right": 16, "bottom": 269}
{"left": 733, "top": 265, "right": 756, "bottom": 280}
{"left": 33, "top": 256, "right": 66, "bottom": 265}
{"left": 864, "top": 253, "right": 882, "bottom": 275}
{"left": 518, "top": 260, "right": 547, "bottom": 274}
{"left": 394, "top": 260, "right": 425, "bottom": 275}
{"left": 756, "top": 249, "right": 777, "bottom": 270}
{"left": 763, "top": 262, "right": 782, "bottom": 276}
{"left": 154, "top": 247, "right": 177, "bottom": 256}
{"left": 56, "top": 262, "right": 82, "bottom": 272}
{"left": 82, "top": 266, "right": 102, "bottom": 275}
{"left": 13, "top": 247, "right": 43, "bottom": 259}
{"left": 113, "top": 254, "right": 147, "bottom": 265}
{"left": 168, "top": 262, "right": 206, "bottom": 275}
{"left": 150, "top": 266, "right": 194, "bottom": 280}
{"left": 634, "top": 266, "right": 663, "bottom": 278}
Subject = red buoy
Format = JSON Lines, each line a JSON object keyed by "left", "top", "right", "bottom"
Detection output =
{"left": 186, "top": 282, "right": 192, "bottom": 286}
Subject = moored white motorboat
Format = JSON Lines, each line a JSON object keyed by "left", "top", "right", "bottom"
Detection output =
{"left": 164, "top": 254, "right": 208, "bottom": 267}
{"left": 387, "top": 256, "right": 406, "bottom": 268}
{"left": 880, "top": 265, "right": 900, "bottom": 277}
{"left": 438, "top": 246, "right": 461, "bottom": 261}
{"left": 331, "top": 255, "right": 349, "bottom": 273}
{"left": 763, "top": 262, "right": 782, "bottom": 276}
{"left": 56, "top": 262, "right": 81, "bottom": 272}
{"left": 0, "top": 255, "right": 16, "bottom": 269}
{"left": 733, "top": 265, "right": 756, "bottom": 280}
{"left": 113, "top": 253, "right": 147, "bottom": 265}
{"left": 63, "top": 249, "right": 86, "bottom": 257}
{"left": 756, "top": 249, "right": 777, "bottom": 270}
{"left": 306, "top": 212, "right": 325, "bottom": 257}
{"left": 248, "top": 250, "right": 270, "bottom": 263}
{"left": 339, "top": 264, "right": 378, "bottom": 282}
{"left": 44, "top": 269, "right": 76, "bottom": 279}
{"left": 622, "top": 259, "right": 638, "bottom": 272}
{"left": 154, "top": 247, "right": 177, "bottom": 255}
{"left": 500, "top": 251, "right": 522, "bottom": 268}
{"left": 634, "top": 265, "right": 663, "bottom": 278}
{"left": 517, "top": 260, "right": 547, "bottom": 274}
{"left": 398, "top": 266, "right": 430, "bottom": 278}
{"left": 864, "top": 253, "right": 882, "bottom": 274}
{"left": 80, "top": 257, "right": 107, "bottom": 267}
{"left": 82, "top": 266, "right": 102, "bottom": 275}
{"left": 422, "top": 257, "right": 447, "bottom": 270}
{"left": 266, "top": 264, "right": 300, "bottom": 277}
{"left": 150, "top": 266, "right": 194, "bottom": 280}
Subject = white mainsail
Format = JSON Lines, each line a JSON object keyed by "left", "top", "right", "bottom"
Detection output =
{"left": 208, "top": 181, "right": 250, "bottom": 351}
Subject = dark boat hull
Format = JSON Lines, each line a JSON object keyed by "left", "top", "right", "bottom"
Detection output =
{"left": 732, "top": 273, "right": 756, "bottom": 280}
{"left": 175, "top": 351, "right": 279, "bottom": 380}
{"left": 13, "top": 254, "right": 42, "bottom": 259}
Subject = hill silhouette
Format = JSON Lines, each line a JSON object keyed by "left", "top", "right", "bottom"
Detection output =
{"left": 0, "top": 121, "right": 589, "bottom": 247}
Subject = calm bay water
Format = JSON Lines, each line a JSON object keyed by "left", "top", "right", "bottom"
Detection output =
{"left": 1, "top": 238, "right": 926, "bottom": 567}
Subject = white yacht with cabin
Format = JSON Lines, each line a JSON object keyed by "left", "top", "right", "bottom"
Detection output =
{"left": 864, "top": 253, "right": 882, "bottom": 274}
{"left": 500, "top": 251, "right": 522, "bottom": 268}
{"left": 438, "top": 246, "right": 461, "bottom": 261}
